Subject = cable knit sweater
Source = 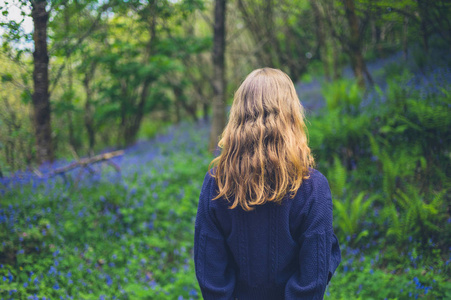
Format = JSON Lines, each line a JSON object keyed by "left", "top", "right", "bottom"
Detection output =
{"left": 194, "top": 168, "right": 341, "bottom": 300}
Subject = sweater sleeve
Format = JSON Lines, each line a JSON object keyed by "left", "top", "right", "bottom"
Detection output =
{"left": 285, "top": 173, "right": 341, "bottom": 300}
{"left": 194, "top": 171, "right": 236, "bottom": 300}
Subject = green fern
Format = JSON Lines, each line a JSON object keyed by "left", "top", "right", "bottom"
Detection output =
{"left": 334, "top": 192, "right": 377, "bottom": 244}
{"left": 328, "top": 156, "right": 347, "bottom": 199}
{"left": 368, "top": 134, "right": 399, "bottom": 199}
{"left": 384, "top": 185, "right": 444, "bottom": 243}
{"left": 321, "top": 78, "right": 362, "bottom": 113}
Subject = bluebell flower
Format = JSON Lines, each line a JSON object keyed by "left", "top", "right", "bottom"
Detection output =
{"left": 106, "top": 275, "right": 113, "bottom": 286}
{"left": 149, "top": 280, "right": 157, "bottom": 288}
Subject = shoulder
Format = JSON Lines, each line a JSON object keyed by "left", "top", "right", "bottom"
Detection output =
{"left": 294, "top": 168, "right": 333, "bottom": 212}
{"left": 199, "top": 168, "right": 220, "bottom": 204}
{"left": 201, "top": 168, "right": 217, "bottom": 191}
{"left": 299, "top": 168, "right": 331, "bottom": 194}
{"left": 287, "top": 168, "right": 333, "bottom": 236}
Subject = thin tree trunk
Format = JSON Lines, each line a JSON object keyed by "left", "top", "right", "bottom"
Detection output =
{"left": 124, "top": 77, "right": 151, "bottom": 146}
{"left": 123, "top": 5, "right": 157, "bottom": 146}
{"left": 203, "top": 103, "right": 209, "bottom": 122}
{"left": 64, "top": 5, "right": 76, "bottom": 151}
{"left": 31, "top": 0, "right": 53, "bottom": 164}
{"left": 343, "top": 0, "right": 366, "bottom": 88}
{"left": 83, "top": 62, "right": 97, "bottom": 155}
{"left": 403, "top": 15, "right": 409, "bottom": 60}
{"left": 209, "top": 0, "right": 227, "bottom": 153}
{"left": 5, "top": 125, "right": 14, "bottom": 170}
{"left": 311, "top": 0, "right": 330, "bottom": 80}
{"left": 332, "top": 37, "right": 341, "bottom": 80}
{"left": 417, "top": 0, "right": 429, "bottom": 54}
{"left": 175, "top": 100, "right": 181, "bottom": 124}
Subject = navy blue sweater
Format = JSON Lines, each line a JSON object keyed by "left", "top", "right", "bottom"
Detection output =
{"left": 194, "top": 169, "right": 341, "bottom": 300}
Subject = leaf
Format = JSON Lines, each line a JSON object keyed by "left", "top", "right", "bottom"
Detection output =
{"left": 379, "top": 125, "right": 392, "bottom": 133}
{"left": 355, "top": 230, "right": 369, "bottom": 243}
{"left": 20, "top": 90, "right": 31, "bottom": 104}
{"left": 1, "top": 73, "right": 13, "bottom": 82}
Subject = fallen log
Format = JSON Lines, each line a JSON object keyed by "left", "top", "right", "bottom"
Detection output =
{"left": 51, "top": 150, "right": 124, "bottom": 176}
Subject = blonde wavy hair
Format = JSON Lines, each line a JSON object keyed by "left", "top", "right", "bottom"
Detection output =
{"left": 209, "top": 68, "right": 314, "bottom": 211}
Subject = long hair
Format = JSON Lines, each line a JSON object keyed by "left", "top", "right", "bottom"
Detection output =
{"left": 209, "top": 68, "right": 314, "bottom": 211}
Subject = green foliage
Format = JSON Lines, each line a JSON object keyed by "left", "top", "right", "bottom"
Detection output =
{"left": 138, "top": 118, "right": 171, "bottom": 140}
{"left": 303, "top": 59, "right": 450, "bottom": 299}
{"left": 0, "top": 125, "right": 211, "bottom": 299}
{"left": 309, "top": 108, "right": 372, "bottom": 166}
{"left": 334, "top": 192, "right": 377, "bottom": 245}
{"left": 321, "top": 78, "right": 362, "bottom": 114}
{"left": 327, "top": 156, "right": 347, "bottom": 199}
{"left": 325, "top": 252, "right": 451, "bottom": 299}
{"left": 367, "top": 134, "right": 400, "bottom": 198}
{"left": 383, "top": 186, "right": 445, "bottom": 244}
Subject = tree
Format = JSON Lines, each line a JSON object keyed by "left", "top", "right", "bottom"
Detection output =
{"left": 31, "top": 0, "right": 53, "bottom": 163}
{"left": 343, "top": 0, "right": 368, "bottom": 87}
{"left": 322, "top": 0, "right": 373, "bottom": 88}
{"left": 209, "top": 0, "right": 227, "bottom": 152}
{"left": 235, "top": 0, "right": 316, "bottom": 82}
{"left": 310, "top": 0, "right": 331, "bottom": 80}
{"left": 1, "top": 0, "right": 108, "bottom": 163}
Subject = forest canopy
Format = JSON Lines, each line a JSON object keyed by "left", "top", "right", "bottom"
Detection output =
{"left": 0, "top": 0, "right": 450, "bottom": 170}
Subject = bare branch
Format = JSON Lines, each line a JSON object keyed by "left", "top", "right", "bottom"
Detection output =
{"left": 35, "top": 150, "right": 125, "bottom": 179}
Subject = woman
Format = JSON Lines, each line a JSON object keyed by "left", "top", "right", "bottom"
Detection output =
{"left": 194, "top": 68, "right": 341, "bottom": 299}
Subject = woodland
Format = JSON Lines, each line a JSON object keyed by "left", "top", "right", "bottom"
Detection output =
{"left": 0, "top": 0, "right": 450, "bottom": 299}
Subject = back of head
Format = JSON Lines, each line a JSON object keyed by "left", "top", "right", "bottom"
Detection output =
{"left": 210, "top": 68, "right": 314, "bottom": 211}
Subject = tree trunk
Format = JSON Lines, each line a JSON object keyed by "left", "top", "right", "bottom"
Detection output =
{"left": 173, "top": 85, "right": 198, "bottom": 122}
{"left": 342, "top": 0, "right": 373, "bottom": 87}
{"left": 122, "top": 3, "right": 157, "bottom": 146}
{"left": 311, "top": 0, "right": 330, "bottom": 80}
{"left": 403, "top": 15, "right": 409, "bottom": 60}
{"left": 64, "top": 5, "right": 77, "bottom": 152}
{"left": 203, "top": 102, "right": 209, "bottom": 122}
{"left": 343, "top": 0, "right": 366, "bottom": 88}
{"left": 83, "top": 62, "right": 97, "bottom": 155}
{"left": 418, "top": 1, "right": 429, "bottom": 54}
{"left": 124, "top": 77, "right": 151, "bottom": 146}
{"left": 332, "top": 37, "right": 341, "bottom": 80}
{"left": 31, "top": 0, "right": 53, "bottom": 164}
{"left": 209, "top": 0, "right": 227, "bottom": 153}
